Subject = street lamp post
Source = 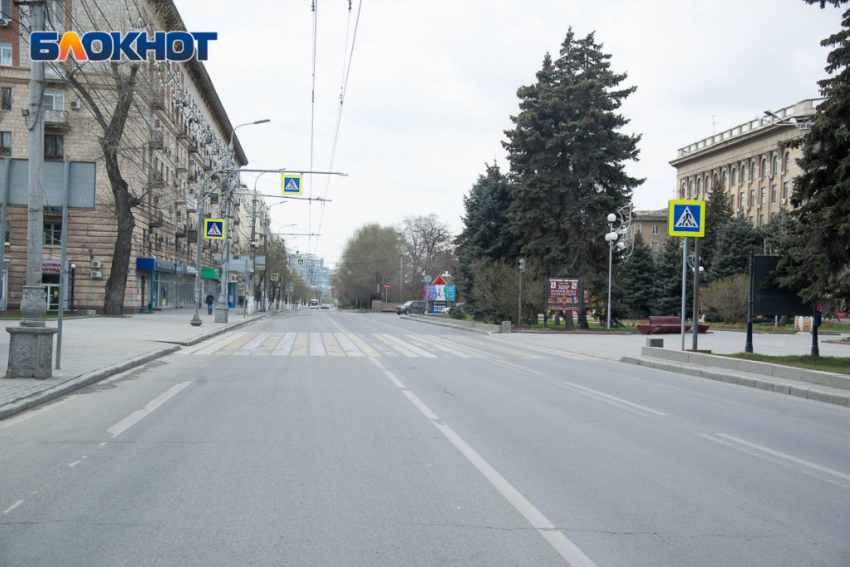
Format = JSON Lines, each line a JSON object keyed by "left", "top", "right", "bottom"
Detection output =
{"left": 605, "top": 213, "right": 618, "bottom": 331}
{"left": 70, "top": 264, "right": 76, "bottom": 312}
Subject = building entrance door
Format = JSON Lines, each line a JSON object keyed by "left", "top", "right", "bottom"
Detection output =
{"left": 44, "top": 273, "right": 61, "bottom": 311}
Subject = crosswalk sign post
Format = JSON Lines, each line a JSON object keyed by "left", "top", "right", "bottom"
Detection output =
{"left": 270, "top": 273, "right": 279, "bottom": 282}
{"left": 204, "top": 218, "right": 226, "bottom": 240}
{"left": 282, "top": 175, "right": 302, "bottom": 195}
{"left": 668, "top": 200, "right": 706, "bottom": 353}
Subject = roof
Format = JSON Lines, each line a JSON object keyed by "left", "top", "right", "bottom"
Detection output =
{"left": 152, "top": 0, "right": 249, "bottom": 167}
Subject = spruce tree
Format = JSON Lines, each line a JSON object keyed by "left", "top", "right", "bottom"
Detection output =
{"left": 772, "top": 0, "right": 850, "bottom": 305}
{"left": 701, "top": 179, "right": 735, "bottom": 276}
{"left": 504, "top": 29, "right": 643, "bottom": 327}
{"left": 618, "top": 233, "right": 658, "bottom": 319}
{"left": 653, "top": 237, "right": 685, "bottom": 316}
{"left": 710, "top": 217, "right": 762, "bottom": 281}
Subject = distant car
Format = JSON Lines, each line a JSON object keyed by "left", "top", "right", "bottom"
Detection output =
{"left": 321, "top": 304, "right": 331, "bottom": 309}
{"left": 396, "top": 300, "right": 427, "bottom": 315}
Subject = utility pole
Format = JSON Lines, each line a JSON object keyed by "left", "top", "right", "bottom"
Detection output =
{"left": 215, "top": 177, "right": 232, "bottom": 323}
{"left": 249, "top": 185, "right": 258, "bottom": 314}
{"left": 7, "top": 1, "right": 57, "bottom": 378}
{"left": 399, "top": 255, "right": 403, "bottom": 303}
{"left": 518, "top": 258, "right": 525, "bottom": 328}
{"left": 691, "top": 238, "right": 701, "bottom": 351}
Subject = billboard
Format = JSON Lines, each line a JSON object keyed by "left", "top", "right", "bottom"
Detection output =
{"left": 546, "top": 277, "right": 582, "bottom": 312}
{"left": 752, "top": 255, "right": 809, "bottom": 316}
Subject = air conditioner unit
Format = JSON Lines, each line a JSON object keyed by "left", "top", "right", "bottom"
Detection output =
{"left": 0, "top": 18, "right": 10, "bottom": 27}
{"left": 746, "top": 206, "right": 751, "bottom": 212}
{"left": 91, "top": 260, "right": 102, "bottom": 268}
{"left": 757, "top": 203, "right": 762, "bottom": 209}
{"left": 70, "top": 100, "right": 81, "bottom": 110}
{"left": 781, "top": 198, "right": 787, "bottom": 205}
{"left": 168, "top": 237, "right": 175, "bottom": 244}
{"left": 91, "top": 271, "right": 103, "bottom": 278}
{"left": 736, "top": 207, "right": 742, "bottom": 213}
{"left": 146, "top": 234, "right": 153, "bottom": 242}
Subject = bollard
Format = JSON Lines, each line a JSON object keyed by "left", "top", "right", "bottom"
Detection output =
{"left": 501, "top": 321, "right": 512, "bottom": 334}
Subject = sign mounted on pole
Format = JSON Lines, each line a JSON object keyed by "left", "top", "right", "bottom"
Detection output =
{"left": 296, "top": 257, "right": 305, "bottom": 266}
{"left": 668, "top": 200, "right": 705, "bottom": 237}
{"left": 270, "top": 273, "right": 279, "bottom": 282}
{"left": 546, "top": 278, "right": 582, "bottom": 312}
{"left": 204, "top": 218, "right": 225, "bottom": 239}
{"left": 282, "top": 175, "right": 302, "bottom": 195}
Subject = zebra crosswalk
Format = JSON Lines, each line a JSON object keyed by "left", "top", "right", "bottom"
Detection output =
{"left": 179, "top": 330, "right": 552, "bottom": 360}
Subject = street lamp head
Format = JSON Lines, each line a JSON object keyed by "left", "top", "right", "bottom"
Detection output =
{"left": 253, "top": 119, "right": 271, "bottom": 125}
{"left": 605, "top": 232, "right": 619, "bottom": 242}
{"left": 70, "top": 264, "right": 76, "bottom": 269}
{"left": 607, "top": 213, "right": 617, "bottom": 223}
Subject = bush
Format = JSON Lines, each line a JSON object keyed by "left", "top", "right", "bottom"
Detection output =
{"left": 701, "top": 274, "right": 748, "bottom": 324}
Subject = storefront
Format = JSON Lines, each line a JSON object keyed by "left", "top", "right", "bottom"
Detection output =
{"left": 41, "top": 260, "right": 69, "bottom": 311}
{"left": 136, "top": 258, "right": 196, "bottom": 310}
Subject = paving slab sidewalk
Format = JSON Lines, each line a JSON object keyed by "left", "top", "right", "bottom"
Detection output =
{"left": 0, "top": 309, "right": 271, "bottom": 420}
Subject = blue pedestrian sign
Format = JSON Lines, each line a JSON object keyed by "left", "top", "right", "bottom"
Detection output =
{"left": 204, "top": 218, "right": 225, "bottom": 240}
{"left": 668, "top": 200, "right": 705, "bottom": 237}
{"left": 282, "top": 175, "right": 302, "bottom": 195}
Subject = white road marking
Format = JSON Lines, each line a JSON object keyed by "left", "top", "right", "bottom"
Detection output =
{"left": 309, "top": 333, "right": 326, "bottom": 356}
{"left": 371, "top": 357, "right": 598, "bottom": 567}
{"left": 3, "top": 500, "right": 23, "bottom": 514}
{"left": 409, "top": 335, "right": 474, "bottom": 359}
{"left": 0, "top": 397, "right": 72, "bottom": 429}
{"left": 240, "top": 332, "right": 272, "bottom": 352}
{"left": 700, "top": 433, "right": 850, "bottom": 490}
{"left": 556, "top": 381, "right": 667, "bottom": 417}
{"left": 99, "top": 443, "right": 106, "bottom": 447}
{"left": 194, "top": 331, "right": 248, "bottom": 355}
{"left": 69, "top": 459, "right": 81, "bottom": 467}
{"left": 487, "top": 357, "right": 545, "bottom": 377}
{"left": 272, "top": 332, "right": 297, "bottom": 356}
{"left": 107, "top": 381, "right": 192, "bottom": 438}
{"left": 378, "top": 334, "right": 438, "bottom": 358}
{"left": 334, "top": 332, "right": 364, "bottom": 357}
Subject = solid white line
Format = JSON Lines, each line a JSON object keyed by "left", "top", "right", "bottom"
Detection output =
{"left": 309, "top": 332, "right": 326, "bottom": 356}
{"left": 378, "top": 334, "right": 438, "bottom": 358}
{"left": 107, "top": 381, "right": 192, "bottom": 438}
{"left": 3, "top": 500, "right": 23, "bottom": 514}
{"left": 372, "top": 357, "right": 598, "bottom": 567}
{"left": 558, "top": 381, "right": 667, "bottom": 416}
{"left": 272, "top": 332, "right": 297, "bottom": 356}
{"left": 69, "top": 459, "right": 81, "bottom": 467}
{"left": 194, "top": 331, "right": 248, "bottom": 355}
{"left": 715, "top": 433, "right": 850, "bottom": 483}
{"left": 368, "top": 357, "right": 385, "bottom": 370}
{"left": 384, "top": 369, "right": 407, "bottom": 390}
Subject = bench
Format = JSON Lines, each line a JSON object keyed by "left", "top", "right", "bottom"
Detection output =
{"left": 637, "top": 316, "right": 709, "bottom": 335}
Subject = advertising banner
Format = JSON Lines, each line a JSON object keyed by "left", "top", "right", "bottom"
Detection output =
{"left": 546, "top": 277, "right": 582, "bottom": 312}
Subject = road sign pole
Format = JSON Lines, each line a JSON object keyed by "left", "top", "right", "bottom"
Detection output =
{"left": 745, "top": 251, "right": 754, "bottom": 354}
{"left": 681, "top": 237, "right": 688, "bottom": 351}
{"left": 692, "top": 237, "right": 700, "bottom": 351}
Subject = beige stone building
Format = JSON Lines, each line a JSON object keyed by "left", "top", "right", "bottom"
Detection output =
{"left": 0, "top": 0, "right": 268, "bottom": 313}
{"left": 628, "top": 209, "right": 668, "bottom": 256}
{"left": 669, "top": 99, "right": 816, "bottom": 227}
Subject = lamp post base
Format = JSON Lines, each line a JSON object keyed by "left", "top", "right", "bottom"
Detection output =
{"left": 190, "top": 315, "right": 203, "bottom": 327}
{"left": 214, "top": 306, "right": 229, "bottom": 324}
{"left": 6, "top": 326, "right": 58, "bottom": 379}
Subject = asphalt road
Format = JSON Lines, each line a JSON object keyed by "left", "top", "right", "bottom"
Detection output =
{"left": 1, "top": 310, "right": 848, "bottom": 567}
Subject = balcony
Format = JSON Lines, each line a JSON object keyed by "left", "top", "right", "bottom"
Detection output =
{"left": 149, "top": 210, "right": 164, "bottom": 227}
{"left": 44, "top": 109, "right": 69, "bottom": 129}
{"left": 44, "top": 65, "right": 66, "bottom": 83}
{"left": 185, "top": 197, "right": 198, "bottom": 213}
{"left": 176, "top": 159, "right": 188, "bottom": 174}
{"left": 149, "top": 131, "right": 164, "bottom": 150}
{"left": 150, "top": 93, "right": 165, "bottom": 110}
{"left": 148, "top": 173, "right": 165, "bottom": 190}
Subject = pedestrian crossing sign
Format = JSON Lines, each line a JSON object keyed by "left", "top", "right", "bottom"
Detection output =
{"left": 668, "top": 200, "right": 705, "bottom": 237}
{"left": 270, "top": 273, "right": 279, "bottom": 282}
{"left": 297, "top": 257, "right": 304, "bottom": 266}
{"left": 282, "top": 175, "right": 302, "bottom": 195}
{"left": 204, "top": 218, "right": 226, "bottom": 240}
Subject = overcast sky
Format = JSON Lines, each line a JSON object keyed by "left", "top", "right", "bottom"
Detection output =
{"left": 178, "top": 0, "right": 841, "bottom": 268}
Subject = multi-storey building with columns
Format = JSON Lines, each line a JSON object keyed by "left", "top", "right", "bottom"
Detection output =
{"left": 0, "top": 0, "right": 252, "bottom": 313}
{"left": 669, "top": 99, "right": 817, "bottom": 227}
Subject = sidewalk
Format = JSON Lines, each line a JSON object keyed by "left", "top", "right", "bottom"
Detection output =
{"left": 0, "top": 309, "right": 270, "bottom": 420}
{"left": 494, "top": 329, "right": 850, "bottom": 361}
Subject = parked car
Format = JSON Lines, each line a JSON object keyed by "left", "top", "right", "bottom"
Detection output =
{"left": 321, "top": 304, "right": 332, "bottom": 309}
{"left": 396, "top": 300, "right": 427, "bottom": 315}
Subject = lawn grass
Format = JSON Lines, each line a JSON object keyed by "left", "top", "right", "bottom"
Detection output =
{"left": 724, "top": 353, "right": 850, "bottom": 375}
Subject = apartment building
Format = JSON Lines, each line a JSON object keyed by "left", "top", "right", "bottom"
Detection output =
{"left": 669, "top": 99, "right": 815, "bottom": 227}
{"left": 0, "top": 0, "right": 250, "bottom": 313}
{"left": 628, "top": 209, "right": 668, "bottom": 256}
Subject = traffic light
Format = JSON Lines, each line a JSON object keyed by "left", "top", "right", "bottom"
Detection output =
{"left": 519, "top": 258, "right": 526, "bottom": 273}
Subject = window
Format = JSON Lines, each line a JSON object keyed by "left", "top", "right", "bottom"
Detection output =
{"left": 759, "top": 214, "right": 765, "bottom": 226}
{"left": 749, "top": 216, "right": 754, "bottom": 225}
{"left": 740, "top": 193, "right": 745, "bottom": 208}
{"left": 680, "top": 182, "right": 686, "bottom": 199}
{"left": 731, "top": 168, "right": 736, "bottom": 185}
{"left": 651, "top": 225, "right": 659, "bottom": 235}
{"left": 651, "top": 242, "right": 659, "bottom": 252}
{"left": 0, "top": 131, "right": 9, "bottom": 156}
{"left": 43, "top": 222, "right": 62, "bottom": 245}
{"left": 761, "top": 159, "right": 767, "bottom": 178}
{"left": 0, "top": 0, "right": 12, "bottom": 19}
{"left": 688, "top": 180, "right": 693, "bottom": 198}
{"left": 782, "top": 182, "right": 789, "bottom": 200}
{"left": 713, "top": 173, "right": 719, "bottom": 189}
{"left": 772, "top": 155, "right": 779, "bottom": 176}
{"left": 771, "top": 185, "right": 777, "bottom": 202}
{"left": 749, "top": 190, "right": 755, "bottom": 206}
{"left": 729, "top": 193, "right": 735, "bottom": 208}
{"left": 1, "top": 87, "right": 10, "bottom": 111}
{"left": 696, "top": 178, "right": 701, "bottom": 198}
{"left": 44, "top": 134, "right": 63, "bottom": 159}
{"left": 760, "top": 187, "right": 766, "bottom": 204}
{"left": 751, "top": 161, "right": 757, "bottom": 181}
{"left": 784, "top": 152, "right": 790, "bottom": 173}
{"left": 0, "top": 43, "right": 11, "bottom": 67}
{"left": 43, "top": 90, "right": 64, "bottom": 111}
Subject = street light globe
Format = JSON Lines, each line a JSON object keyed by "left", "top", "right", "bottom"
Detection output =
{"left": 607, "top": 213, "right": 617, "bottom": 223}
{"left": 607, "top": 232, "right": 619, "bottom": 242}
{"left": 70, "top": 264, "right": 76, "bottom": 269}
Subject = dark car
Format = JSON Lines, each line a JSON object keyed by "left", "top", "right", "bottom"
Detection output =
{"left": 396, "top": 300, "right": 427, "bottom": 315}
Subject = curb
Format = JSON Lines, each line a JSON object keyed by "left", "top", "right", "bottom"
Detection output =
{"left": 621, "top": 356, "right": 850, "bottom": 408}
{"left": 0, "top": 312, "right": 273, "bottom": 421}
{"left": 399, "top": 315, "right": 496, "bottom": 335}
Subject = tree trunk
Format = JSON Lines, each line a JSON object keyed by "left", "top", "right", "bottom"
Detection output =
{"left": 102, "top": 149, "right": 135, "bottom": 315}
{"left": 565, "top": 311, "right": 575, "bottom": 330}
{"left": 578, "top": 308, "right": 589, "bottom": 329}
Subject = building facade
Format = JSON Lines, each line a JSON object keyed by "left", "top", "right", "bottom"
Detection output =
{"left": 289, "top": 253, "right": 332, "bottom": 298}
{"left": 669, "top": 99, "right": 815, "bottom": 227}
{"left": 628, "top": 209, "right": 668, "bottom": 256}
{"left": 0, "top": 0, "right": 254, "bottom": 313}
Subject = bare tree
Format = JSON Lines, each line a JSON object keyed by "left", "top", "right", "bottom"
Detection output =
{"left": 400, "top": 215, "right": 455, "bottom": 292}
